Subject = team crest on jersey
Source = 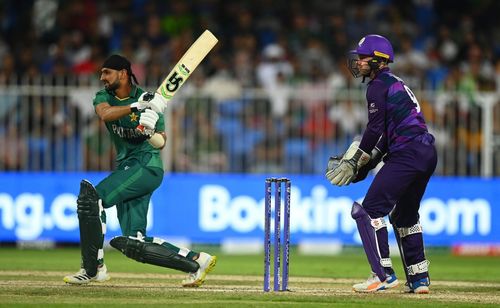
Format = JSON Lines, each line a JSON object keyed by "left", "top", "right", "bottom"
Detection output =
{"left": 129, "top": 113, "right": 138, "bottom": 122}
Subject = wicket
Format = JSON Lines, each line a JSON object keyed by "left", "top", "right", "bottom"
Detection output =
{"left": 264, "top": 177, "right": 291, "bottom": 292}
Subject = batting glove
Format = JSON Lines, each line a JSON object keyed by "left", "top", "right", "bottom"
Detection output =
{"left": 130, "top": 92, "right": 155, "bottom": 112}
{"left": 138, "top": 109, "right": 159, "bottom": 139}
{"left": 147, "top": 93, "right": 168, "bottom": 113}
{"left": 139, "top": 109, "right": 159, "bottom": 129}
{"left": 139, "top": 109, "right": 160, "bottom": 130}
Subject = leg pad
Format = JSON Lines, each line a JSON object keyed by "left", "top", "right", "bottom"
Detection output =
{"left": 351, "top": 202, "right": 386, "bottom": 281}
{"left": 77, "top": 180, "right": 103, "bottom": 277}
{"left": 390, "top": 213, "right": 429, "bottom": 284}
{"left": 110, "top": 236, "right": 200, "bottom": 273}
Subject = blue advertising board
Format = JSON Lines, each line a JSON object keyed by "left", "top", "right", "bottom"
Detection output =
{"left": 0, "top": 173, "right": 498, "bottom": 246}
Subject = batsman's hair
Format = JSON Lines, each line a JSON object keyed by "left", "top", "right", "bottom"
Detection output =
{"left": 102, "top": 54, "right": 139, "bottom": 85}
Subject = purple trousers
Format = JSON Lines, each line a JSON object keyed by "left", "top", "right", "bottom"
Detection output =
{"left": 362, "top": 139, "right": 437, "bottom": 224}
{"left": 361, "top": 138, "right": 437, "bottom": 282}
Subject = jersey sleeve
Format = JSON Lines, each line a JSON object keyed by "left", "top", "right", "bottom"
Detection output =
{"left": 155, "top": 113, "right": 165, "bottom": 132}
{"left": 374, "top": 133, "right": 388, "bottom": 155}
{"left": 359, "top": 79, "right": 388, "bottom": 153}
{"left": 93, "top": 90, "right": 110, "bottom": 111}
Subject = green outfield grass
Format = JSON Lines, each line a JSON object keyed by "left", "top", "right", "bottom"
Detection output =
{"left": 1, "top": 246, "right": 499, "bottom": 307}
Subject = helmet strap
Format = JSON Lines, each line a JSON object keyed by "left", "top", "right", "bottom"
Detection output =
{"left": 368, "top": 58, "right": 381, "bottom": 71}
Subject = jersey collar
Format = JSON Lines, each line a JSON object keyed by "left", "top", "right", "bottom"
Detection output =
{"left": 368, "top": 67, "right": 390, "bottom": 84}
{"left": 112, "top": 84, "right": 139, "bottom": 101}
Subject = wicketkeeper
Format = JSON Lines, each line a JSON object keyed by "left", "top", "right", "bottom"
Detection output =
{"left": 63, "top": 55, "right": 216, "bottom": 287}
{"left": 326, "top": 35, "right": 437, "bottom": 294}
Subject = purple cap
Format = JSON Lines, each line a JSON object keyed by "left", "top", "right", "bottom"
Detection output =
{"left": 351, "top": 34, "right": 394, "bottom": 62}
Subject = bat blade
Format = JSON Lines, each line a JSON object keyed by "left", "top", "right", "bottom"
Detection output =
{"left": 157, "top": 30, "right": 218, "bottom": 100}
{"left": 137, "top": 30, "right": 218, "bottom": 132}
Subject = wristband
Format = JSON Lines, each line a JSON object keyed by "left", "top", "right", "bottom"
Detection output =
{"left": 148, "top": 133, "right": 166, "bottom": 149}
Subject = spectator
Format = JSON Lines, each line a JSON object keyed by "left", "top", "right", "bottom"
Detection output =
{"left": 83, "top": 116, "right": 114, "bottom": 171}
{"left": 189, "top": 112, "right": 228, "bottom": 172}
{"left": 329, "top": 99, "right": 365, "bottom": 144}
{"left": 392, "top": 37, "right": 430, "bottom": 87}
{"left": 0, "top": 118, "right": 26, "bottom": 171}
{"left": 0, "top": 0, "right": 498, "bottom": 176}
{"left": 256, "top": 44, "right": 293, "bottom": 119}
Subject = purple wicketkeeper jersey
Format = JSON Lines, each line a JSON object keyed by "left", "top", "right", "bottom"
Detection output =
{"left": 359, "top": 67, "right": 430, "bottom": 154}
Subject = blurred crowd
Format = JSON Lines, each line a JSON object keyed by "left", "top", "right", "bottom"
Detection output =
{"left": 1, "top": 0, "right": 500, "bottom": 175}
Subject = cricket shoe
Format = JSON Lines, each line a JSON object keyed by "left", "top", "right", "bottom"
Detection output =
{"left": 63, "top": 264, "right": 111, "bottom": 285}
{"left": 353, "top": 272, "right": 399, "bottom": 293}
{"left": 405, "top": 277, "right": 430, "bottom": 294}
{"left": 182, "top": 252, "right": 217, "bottom": 287}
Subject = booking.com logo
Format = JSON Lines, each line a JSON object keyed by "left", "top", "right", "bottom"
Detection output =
{"left": 199, "top": 185, "right": 492, "bottom": 238}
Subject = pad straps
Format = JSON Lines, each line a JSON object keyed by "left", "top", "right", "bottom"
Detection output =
{"left": 407, "top": 260, "right": 430, "bottom": 276}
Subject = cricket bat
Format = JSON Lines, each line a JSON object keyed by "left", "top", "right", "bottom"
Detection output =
{"left": 138, "top": 30, "right": 218, "bottom": 130}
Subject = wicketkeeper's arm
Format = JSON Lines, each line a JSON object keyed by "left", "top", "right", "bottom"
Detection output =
{"left": 352, "top": 132, "right": 387, "bottom": 182}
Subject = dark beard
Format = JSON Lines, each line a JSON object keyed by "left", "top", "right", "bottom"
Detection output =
{"left": 105, "top": 80, "right": 120, "bottom": 92}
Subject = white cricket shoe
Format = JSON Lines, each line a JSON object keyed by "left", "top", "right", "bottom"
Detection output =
{"left": 63, "top": 264, "right": 111, "bottom": 284}
{"left": 353, "top": 272, "right": 399, "bottom": 293}
{"left": 182, "top": 252, "right": 217, "bottom": 287}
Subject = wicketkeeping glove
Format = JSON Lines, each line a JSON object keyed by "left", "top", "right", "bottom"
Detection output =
{"left": 325, "top": 141, "right": 370, "bottom": 186}
{"left": 326, "top": 155, "right": 342, "bottom": 174}
{"left": 352, "top": 147, "right": 384, "bottom": 183}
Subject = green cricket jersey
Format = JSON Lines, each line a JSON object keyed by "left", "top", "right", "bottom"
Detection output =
{"left": 93, "top": 85, "right": 164, "bottom": 169}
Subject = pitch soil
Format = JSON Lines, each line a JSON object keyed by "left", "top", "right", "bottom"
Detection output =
{"left": 1, "top": 270, "right": 500, "bottom": 304}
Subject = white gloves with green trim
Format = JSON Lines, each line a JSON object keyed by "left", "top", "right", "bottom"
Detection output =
{"left": 139, "top": 109, "right": 159, "bottom": 130}
{"left": 131, "top": 92, "right": 168, "bottom": 113}
{"left": 325, "top": 141, "right": 371, "bottom": 186}
{"left": 138, "top": 109, "right": 159, "bottom": 138}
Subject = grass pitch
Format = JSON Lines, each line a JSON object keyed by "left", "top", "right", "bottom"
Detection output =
{"left": 1, "top": 247, "right": 500, "bottom": 307}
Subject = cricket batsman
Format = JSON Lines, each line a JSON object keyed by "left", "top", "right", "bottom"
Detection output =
{"left": 325, "top": 34, "right": 437, "bottom": 294}
{"left": 63, "top": 54, "right": 216, "bottom": 287}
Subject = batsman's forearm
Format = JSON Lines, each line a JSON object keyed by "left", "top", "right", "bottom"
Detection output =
{"left": 96, "top": 103, "right": 136, "bottom": 122}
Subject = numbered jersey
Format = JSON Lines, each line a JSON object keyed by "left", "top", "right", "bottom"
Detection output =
{"left": 359, "top": 68, "right": 429, "bottom": 153}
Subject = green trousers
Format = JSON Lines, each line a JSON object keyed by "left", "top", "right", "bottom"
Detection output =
{"left": 96, "top": 153, "right": 163, "bottom": 236}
